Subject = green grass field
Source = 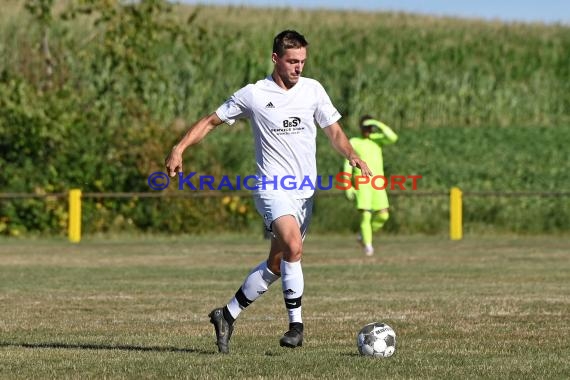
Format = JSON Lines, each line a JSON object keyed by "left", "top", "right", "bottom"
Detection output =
{"left": 0, "top": 234, "right": 568, "bottom": 379}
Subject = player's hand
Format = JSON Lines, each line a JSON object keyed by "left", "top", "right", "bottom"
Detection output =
{"left": 349, "top": 157, "right": 373, "bottom": 177}
{"left": 165, "top": 147, "right": 183, "bottom": 177}
{"left": 345, "top": 188, "right": 356, "bottom": 201}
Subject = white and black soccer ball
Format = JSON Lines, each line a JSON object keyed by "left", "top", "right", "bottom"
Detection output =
{"left": 356, "top": 322, "right": 396, "bottom": 358}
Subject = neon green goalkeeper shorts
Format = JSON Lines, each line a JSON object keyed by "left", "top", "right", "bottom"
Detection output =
{"left": 355, "top": 185, "right": 390, "bottom": 211}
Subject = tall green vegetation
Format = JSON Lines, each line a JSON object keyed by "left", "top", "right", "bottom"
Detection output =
{"left": 0, "top": 1, "right": 568, "bottom": 235}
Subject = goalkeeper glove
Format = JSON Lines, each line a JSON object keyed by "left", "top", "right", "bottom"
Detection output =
{"left": 345, "top": 187, "right": 356, "bottom": 201}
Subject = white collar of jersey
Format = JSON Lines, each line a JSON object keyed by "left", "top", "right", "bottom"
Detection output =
{"left": 266, "top": 75, "right": 303, "bottom": 93}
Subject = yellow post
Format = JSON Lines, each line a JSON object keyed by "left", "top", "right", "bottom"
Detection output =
{"left": 450, "top": 187, "right": 463, "bottom": 240}
{"left": 68, "top": 189, "right": 82, "bottom": 243}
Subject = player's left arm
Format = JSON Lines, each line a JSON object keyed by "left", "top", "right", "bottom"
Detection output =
{"left": 363, "top": 119, "right": 398, "bottom": 145}
{"left": 323, "top": 122, "right": 373, "bottom": 176}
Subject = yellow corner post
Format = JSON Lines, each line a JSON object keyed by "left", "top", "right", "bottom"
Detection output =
{"left": 450, "top": 187, "right": 463, "bottom": 240}
{"left": 68, "top": 189, "right": 82, "bottom": 243}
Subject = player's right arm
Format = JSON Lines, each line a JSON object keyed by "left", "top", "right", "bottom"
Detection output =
{"left": 165, "top": 112, "right": 224, "bottom": 177}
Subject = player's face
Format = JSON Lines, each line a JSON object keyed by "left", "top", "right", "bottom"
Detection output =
{"left": 272, "top": 47, "right": 307, "bottom": 89}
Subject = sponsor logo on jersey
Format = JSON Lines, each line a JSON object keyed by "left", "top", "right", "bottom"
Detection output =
{"left": 265, "top": 101, "right": 275, "bottom": 108}
{"left": 282, "top": 117, "right": 301, "bottom": 128}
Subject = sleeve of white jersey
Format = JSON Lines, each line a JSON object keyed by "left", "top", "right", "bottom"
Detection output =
{"left": 215, "top": 85, "right": 252, "bottom": 126}
{"left": 313, "top": 82, "right": 341, "bottom": 128}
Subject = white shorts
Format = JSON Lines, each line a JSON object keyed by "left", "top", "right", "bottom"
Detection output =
{"left": 254, "top": 191, "right": 314, "bottom": 239}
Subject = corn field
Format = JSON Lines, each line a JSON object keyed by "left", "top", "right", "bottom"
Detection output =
{"left": 0, "top": 1, "right": 569, "bottom": 235}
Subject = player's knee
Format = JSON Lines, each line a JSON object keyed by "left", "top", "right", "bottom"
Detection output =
{"left": 360, "top": 210, "right": 373, "bottom": 223}
{"left": 282, "top": 240, "right": 303, "bottom": 262}
{"left": 372, "top": 212, "right": 389, "bottom": 231}
{"left": 377, "top": 212, "right": 389, "bottom": 223}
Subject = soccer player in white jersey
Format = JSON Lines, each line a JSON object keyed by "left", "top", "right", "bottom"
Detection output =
{"left": 165, "top": 30, "right": 372, "bottom": 354}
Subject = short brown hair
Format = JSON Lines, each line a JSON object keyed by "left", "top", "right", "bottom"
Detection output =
{"left": 360, "top": 114, "right": 374, "bottom": 128}
{"left": 272, "top": 30, "right": 309, "bottom": 57}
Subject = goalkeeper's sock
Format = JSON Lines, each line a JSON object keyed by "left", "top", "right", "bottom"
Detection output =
{"left": 360, "top": 211, "right": 373, "bottom": 246}
{"left": 372, "top": 212, "right": 390, "bottom": 232}
{"left": 226, "top": 260, "right": 279, "bottom": 320}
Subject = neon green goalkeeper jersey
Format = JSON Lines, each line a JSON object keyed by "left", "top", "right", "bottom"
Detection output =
{"left": 343, "top": 126, "right": 398, "bottom": 177}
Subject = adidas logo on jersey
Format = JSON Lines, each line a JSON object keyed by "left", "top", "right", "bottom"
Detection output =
{"left": 265, "top": 102, "right": 275, "bottom": 108}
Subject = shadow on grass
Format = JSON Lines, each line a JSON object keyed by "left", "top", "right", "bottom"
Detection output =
{"left": 0, "top": 341, "right": 213, "bottom": 354}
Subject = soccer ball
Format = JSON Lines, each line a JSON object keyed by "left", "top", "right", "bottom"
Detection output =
{"left": 356, "top": 322, "right": 396, "bottom": 358}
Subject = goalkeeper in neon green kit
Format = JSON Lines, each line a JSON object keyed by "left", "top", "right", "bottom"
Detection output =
{"left": 343, "top": 115, "right": 398, "bottom": 256}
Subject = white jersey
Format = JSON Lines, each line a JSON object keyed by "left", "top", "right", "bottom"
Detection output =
{"left": 215, "top": 75, "right": 341, "bottom": 198}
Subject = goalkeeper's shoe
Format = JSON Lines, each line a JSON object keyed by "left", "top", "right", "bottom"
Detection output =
{"left": 364, "top": 244, "right": 374, "bottom": 256}
{"left": 279, "top": 323, "right": 303, "bottom": 348}
{"left": 208, "top": 307, "right": 234, "bottom": 354}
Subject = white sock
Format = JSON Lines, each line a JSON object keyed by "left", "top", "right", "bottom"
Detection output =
{"left": 281, "top": 259, "right": 304, "bottom": 324}
{"left": 227, "top": 260, "right": 279, "bottom": 319}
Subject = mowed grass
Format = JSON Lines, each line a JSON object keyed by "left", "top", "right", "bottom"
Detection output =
{"left": 0, "top": 234, "right": 568, "bottom": 379}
